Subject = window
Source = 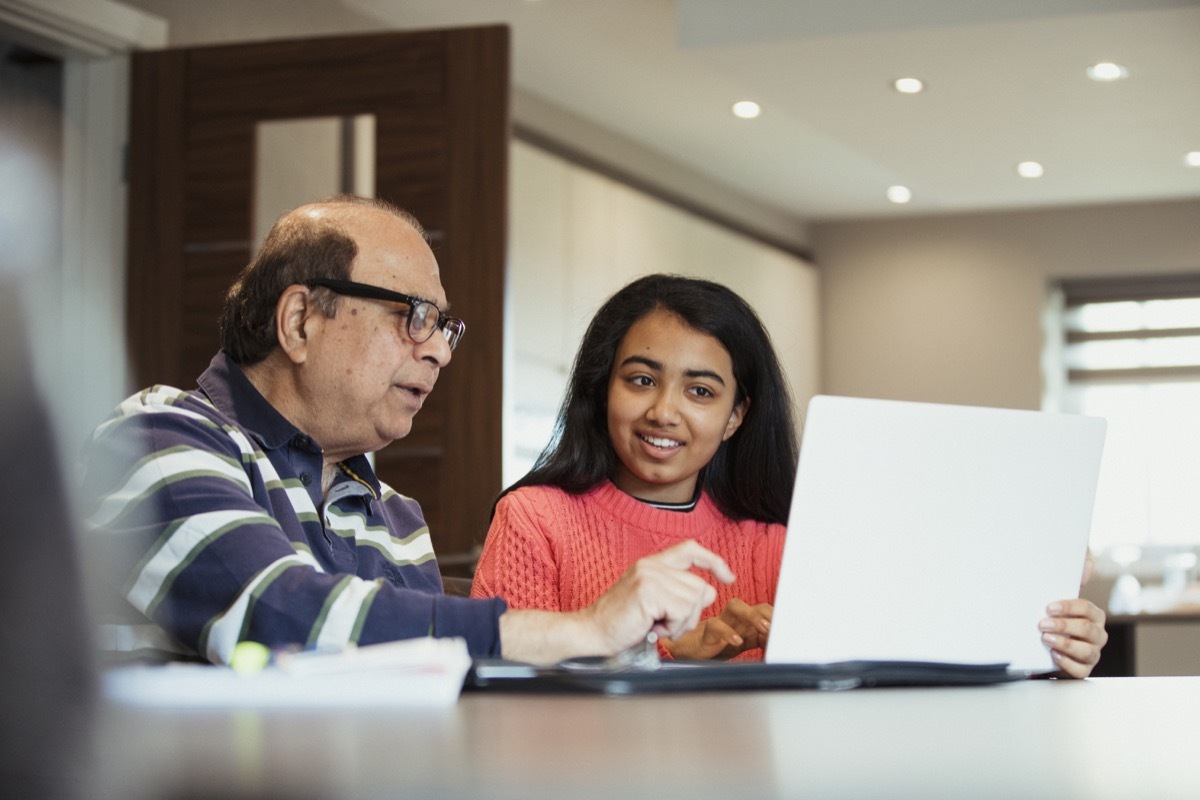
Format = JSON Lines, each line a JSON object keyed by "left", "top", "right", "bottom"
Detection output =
{"left": 1049, "top": 275, "right": 1200, "bottom": 558}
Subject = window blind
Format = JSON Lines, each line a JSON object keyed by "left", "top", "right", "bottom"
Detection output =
{"left": 1060, "top": 273, "right": 1200, "bottom": 385}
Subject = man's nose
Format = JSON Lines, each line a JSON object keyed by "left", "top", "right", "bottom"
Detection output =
{"left": 413, "top": 329, "right": 453, "bottom": 367}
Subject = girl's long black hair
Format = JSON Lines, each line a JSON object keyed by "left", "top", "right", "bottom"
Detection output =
{"left": 504, "top": 273, "right": 799, "bottom": 525}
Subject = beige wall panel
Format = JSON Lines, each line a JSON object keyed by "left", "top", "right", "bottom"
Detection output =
{"left": 812, "top": 200, "right": 1200, "bottom": 410}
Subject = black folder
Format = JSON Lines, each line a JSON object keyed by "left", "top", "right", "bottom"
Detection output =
{"left": 465, "top": 658, "right": 1022, "bottom": 695}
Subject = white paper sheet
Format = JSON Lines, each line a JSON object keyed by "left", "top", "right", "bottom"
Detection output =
{"left": 103, "top": 637, "right": 472, "bottom": 708}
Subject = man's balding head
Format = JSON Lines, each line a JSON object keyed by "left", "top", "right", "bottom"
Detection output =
{"left": 219, "top": 195, "right": 424, "bottom": 365}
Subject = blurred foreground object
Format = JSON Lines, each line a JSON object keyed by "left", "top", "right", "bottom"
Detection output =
{"left": 0, "top": 280, "right": 96, "bottom": 798}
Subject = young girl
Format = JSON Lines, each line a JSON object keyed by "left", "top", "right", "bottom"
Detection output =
{"left": 472, "top": 274, "right": 1108, "bottom": 671}
{"left": 473, "top": 274, "right": 789, "bottom": 660}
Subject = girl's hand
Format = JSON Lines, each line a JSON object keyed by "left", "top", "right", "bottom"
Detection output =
{"left": 1039, "top": 598, "right": 1108, "bottom": 678}
{"left": 662, "top": 598, "right": 772, "bottom": 660}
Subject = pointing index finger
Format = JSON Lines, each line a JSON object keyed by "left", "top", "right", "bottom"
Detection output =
{"left": 660, "top": 540, "right": 736, "bottom": 584}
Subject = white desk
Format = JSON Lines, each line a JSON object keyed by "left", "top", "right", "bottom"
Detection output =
{"left": 89, "top": 677, "right": 1200, "bottom": 799}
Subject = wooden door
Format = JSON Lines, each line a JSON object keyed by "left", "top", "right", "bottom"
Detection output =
{"left": 126, "top": 27, "right": 508, "bottom": 572}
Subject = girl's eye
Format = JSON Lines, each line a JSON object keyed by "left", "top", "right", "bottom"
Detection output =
{"left": 692, "top": 386, "right": 714, "bottom": 398}
{"left": 630, "top": 375, "right": 654, "bottom": 387}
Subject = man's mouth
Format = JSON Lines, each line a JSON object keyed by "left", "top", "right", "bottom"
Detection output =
{"left": 396, "top": 383, "right": 432, "bottom": 402}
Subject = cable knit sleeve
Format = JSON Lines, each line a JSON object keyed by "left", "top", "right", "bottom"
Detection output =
{"left": 470, "top": 488, "right": 564, "bottom": 611}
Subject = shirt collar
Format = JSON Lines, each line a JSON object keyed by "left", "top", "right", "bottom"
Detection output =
{"left": 197, "top": 351, "right": 316, "bottom": 452}
{"left": 196, "top": 352, "right": 384, "bottom": 498}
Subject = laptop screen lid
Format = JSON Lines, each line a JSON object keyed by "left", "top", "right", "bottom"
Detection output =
{"left": 765, "top": 395, "right": 1106, "bottom": 674}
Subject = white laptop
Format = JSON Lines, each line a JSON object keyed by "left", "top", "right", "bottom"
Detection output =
{"left": 765, "top": 395, "right": 1107, "bottom": 675}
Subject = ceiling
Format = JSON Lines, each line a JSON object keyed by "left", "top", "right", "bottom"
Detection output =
{"left": 110, "top": 0, "right": 1200, "bottom": 224}
{"left": 340, "top": 0, "right": 1200, "bottom": 223}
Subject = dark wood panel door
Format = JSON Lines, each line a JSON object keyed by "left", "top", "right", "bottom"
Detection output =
{"left": 126, "top": 28, "right": 509, "bottom": 570}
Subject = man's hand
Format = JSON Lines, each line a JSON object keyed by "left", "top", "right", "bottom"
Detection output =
{"left": 662, "top": 598, "right": 772, "bottom": 660}
{"left": 498, "top": 540, "right": 734, "bottom": 665}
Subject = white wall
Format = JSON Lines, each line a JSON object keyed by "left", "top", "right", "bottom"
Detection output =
{"left": 0, "top": 0, "right": 165, "bottom": 460}
{"left": 0, "top": 44, "right": 135, "bottom": 461}
{"left": 59, "top": 55, "right": 133, "bottom": 450}
{"left": 811, "top": 199, "right": 1200, "bottom": 411}
{"left": 505, "top": 140, "right": 820, "bottom": 485}
{"left": 0, "top": 41, "right": 62, "bottom": 346}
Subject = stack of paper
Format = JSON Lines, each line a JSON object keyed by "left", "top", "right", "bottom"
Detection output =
{"left": 102, "top": 637, "right": 472, "bottom": 708}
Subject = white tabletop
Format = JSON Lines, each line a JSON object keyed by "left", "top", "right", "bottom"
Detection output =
{"left": 89, "top": 676, "right": 1200, "bottom": 799}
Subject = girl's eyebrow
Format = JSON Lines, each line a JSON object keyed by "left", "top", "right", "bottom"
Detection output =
{"left": 684, "top": 368, "right": 726, "bottom": 385}
{"left": 618, "top": 355, "right": 726, "bottom": 386}
{"left": 618, "top": 355, "right": 663, "bottom": 371}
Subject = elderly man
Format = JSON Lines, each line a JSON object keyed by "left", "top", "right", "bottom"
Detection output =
{"left": 82, "top": 195, "right": 731, "bottom": 665}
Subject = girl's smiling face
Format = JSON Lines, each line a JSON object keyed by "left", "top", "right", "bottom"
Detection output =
{"left": 606, "top": 309, "right": 747, "bottom": 503}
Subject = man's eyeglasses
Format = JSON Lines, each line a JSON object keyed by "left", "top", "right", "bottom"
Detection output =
{"left": 307, "top": 278, "right": 466, "bottom": 350}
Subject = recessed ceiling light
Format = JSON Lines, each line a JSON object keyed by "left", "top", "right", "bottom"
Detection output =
{"left": 1086, "top": 62, "right": 1129, "bottom": 82}
{"left": 1017, "top": 161, "right": 1045, "bottom": 178}
{"left": 731, "top": 100, "right": 761, "bottom": 119}
{"left": 1186, "top": 151, "right": 1200, "bottom": 167}
{"left": 886, "top": 185, "right": 912, "bottom": 204}
{"left": 893, "top": 77, "right": 924, "bottom": 94}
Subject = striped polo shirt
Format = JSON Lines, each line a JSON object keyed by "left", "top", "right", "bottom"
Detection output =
{"left": 80, "top": 352, "right": 506, "bottom": 664}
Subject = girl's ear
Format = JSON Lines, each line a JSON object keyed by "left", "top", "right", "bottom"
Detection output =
{"left": 722, "top": 396, "right": 750, "bottom": 441}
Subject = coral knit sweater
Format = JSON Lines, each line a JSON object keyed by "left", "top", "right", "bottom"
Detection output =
{"left": 471, "top": 481, "right": 786, "bottom": 661}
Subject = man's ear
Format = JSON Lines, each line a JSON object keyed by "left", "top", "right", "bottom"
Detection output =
{"left": 276, "top": 285, "right": 316, "bottom": 365}
{"left": 722, "top": 396, "right": 750, "bottom": 441}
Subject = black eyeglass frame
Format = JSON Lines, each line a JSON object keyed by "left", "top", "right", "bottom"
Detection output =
{"left": 306, "top": 278, "right": 465, "bottom": 350}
